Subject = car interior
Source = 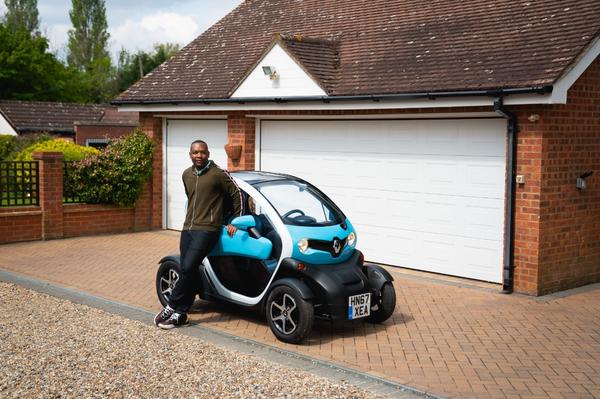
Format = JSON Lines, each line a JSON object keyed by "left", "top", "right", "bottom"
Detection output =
{"left": 208, "top": 191, "right": 282, "bottom": 297}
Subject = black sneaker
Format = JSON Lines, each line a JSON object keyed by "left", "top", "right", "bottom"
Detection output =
{"left": 154, "top": 306, "right": 174, "bottom": 326}
{"left": 158, "top": 312, "right": 188, "bottom": 330}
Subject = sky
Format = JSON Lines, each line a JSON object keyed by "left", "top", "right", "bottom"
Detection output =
{"left": 0, "top": 0, "right": 243, "bottom": 60}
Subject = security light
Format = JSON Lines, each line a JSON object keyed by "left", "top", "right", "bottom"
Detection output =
{"left": 262, "top": 65, "right": 279, "bottom": 80}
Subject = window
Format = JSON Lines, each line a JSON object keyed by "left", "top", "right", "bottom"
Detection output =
{"left": 256, "top": 180, "right": 342, "bottom": 226}
{"left": 85, "top": 138, "right": 109, "bottom": 150}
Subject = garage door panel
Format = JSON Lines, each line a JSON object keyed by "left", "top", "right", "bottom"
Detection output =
{"left": 260, "top": 119, "right": 505, "bottom": 283}
{"left": 463, "top": 120, "right": 507, "bottom": 156}
{"left": 463, "top": 198, "right": 505, "bottom": 240}
{"left": 165, "top": 120, "right": 227, "bottom": 230}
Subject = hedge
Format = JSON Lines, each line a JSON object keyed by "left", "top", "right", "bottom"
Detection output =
{"left": 69, "top": 128, "right": 154, "bottom": 207}
{"left": 14, "top": 138, "right": 99, "bottom": 161}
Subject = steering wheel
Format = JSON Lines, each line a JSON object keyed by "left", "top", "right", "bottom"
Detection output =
{"left": 282, "top": 209, "right": 305, "bottom": 219}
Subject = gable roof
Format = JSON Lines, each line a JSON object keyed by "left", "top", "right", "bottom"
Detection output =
{"left": 0, "top": 100, "right": 138, "bottom": 134}
{"left": 115, "top": 0, "right": 600, "bottom": 104}
{"left": 279, "top": 34, "right": 340, "bottom": 94}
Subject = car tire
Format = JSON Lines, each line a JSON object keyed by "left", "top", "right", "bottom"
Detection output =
{"left": 367, "top": 283, "right": 396, "bottom": 323}
{"left": 266, "top": 285, "right": 314, "bottom": 344}
{"left": 156, "top": 260, "right": 181, "bottom": 308}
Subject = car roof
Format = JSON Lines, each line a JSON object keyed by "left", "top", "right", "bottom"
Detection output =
{"left": 230, "top": 170, "right": 300, "bottom": 185}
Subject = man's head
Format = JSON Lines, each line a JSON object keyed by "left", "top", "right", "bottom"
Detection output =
{"left": 189, "top": 140, "right": 209, "bottom": 168}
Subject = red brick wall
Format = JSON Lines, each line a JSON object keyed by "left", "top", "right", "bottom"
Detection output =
{"left": 534, "top": 57, "right": 600, "bottom": 295}
{"left": 227, "top": 113, "right": 256, "bottom": 170}
{"left": 75, "top": 125, "right": 135, "bottom": 146}
{"left": 63, "top": 204, "right": 134, "bottom": 236}
{"left": 34, "top": 152, "right": 64, "bottom": 239}
{"left": 139, "top": 113, "right": 162, "bottom": 229}
{"left": 1, "top": 153, "right": 153, "bottom": 244}
{"left": 0, "top": 208, "right": 42, "bottom": 244}
{"left": 512, "top": 111, "right": 544, "bottom": 294}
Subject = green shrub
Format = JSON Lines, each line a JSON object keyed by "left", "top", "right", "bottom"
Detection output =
{"left": 0, "top": 135, "right": 16, "bottom": 160}
{"left": 1, "top": 133, "right": 54, "bottom": 161}
{"left": 70, "top": 128, "right": 154, "bottom": 207}
{"left": 14, "top": 138, "right": 99, "bottom": 161}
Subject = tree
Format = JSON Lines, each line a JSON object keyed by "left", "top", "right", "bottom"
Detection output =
{"left": 3, "top": 0, "right": 39, "bottom": 35}
{"left": 116, "top": 43, "right": 180, "bottom": 92}
{"left": 0, "top": 23, "right": 89, "bottom": 102}
{"left": 67, "top": 0, "right": 112, "bottom": 102}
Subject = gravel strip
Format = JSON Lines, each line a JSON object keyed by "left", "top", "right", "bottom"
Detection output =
{"left": 0, "top": 282, "right": 384, "bottom": 399}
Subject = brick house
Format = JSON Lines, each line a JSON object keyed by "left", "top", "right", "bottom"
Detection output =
{"left": 0, "top": 100, "right": 138, "bottom": 147}
{"left": 113, "top": 0, "right": 600, "bottom": 296}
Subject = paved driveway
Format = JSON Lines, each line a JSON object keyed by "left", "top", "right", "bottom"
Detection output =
{"left": 1, "top": 231, "right": 599, "bottom": 398}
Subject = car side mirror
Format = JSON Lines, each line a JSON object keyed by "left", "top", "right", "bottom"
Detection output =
{"left": 230, "top": 215, "right": 256, "bottom": 230}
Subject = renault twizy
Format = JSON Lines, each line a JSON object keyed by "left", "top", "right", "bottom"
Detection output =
{"left": 156, "top": 171, "right": 396, "bottom": 343}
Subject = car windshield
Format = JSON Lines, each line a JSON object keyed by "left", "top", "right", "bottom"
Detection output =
{"left": 255, "top": 180, "right": 344, "bottom": 226}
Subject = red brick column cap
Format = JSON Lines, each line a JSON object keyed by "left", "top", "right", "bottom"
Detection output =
{"left": 32, "top": 152, "right": 64, "bottom": 160}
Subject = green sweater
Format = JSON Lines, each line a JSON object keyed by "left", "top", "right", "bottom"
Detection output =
{"left": 182, "top": 162, "right": 242, "bottom": 231}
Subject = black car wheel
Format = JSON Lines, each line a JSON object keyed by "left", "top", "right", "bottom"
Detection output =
{"left": 156, "top": 260, "right": 180, "bottom": 308}
{"left": 367, "top": 283, "right": 396, "bottom": 323}
{"left": 266, "top": 285, "right": 313, "bottom": 344}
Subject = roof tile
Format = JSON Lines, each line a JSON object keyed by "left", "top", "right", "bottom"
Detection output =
{"left": 115, "top": 0, "right": 600, "bottom": 102}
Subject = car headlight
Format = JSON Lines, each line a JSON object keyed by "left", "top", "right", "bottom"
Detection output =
{"left": 347, "top": 232, "right": 356, "bottom": 247}
{"left": 297, "top": 238, "right": 309, "bottom": 252}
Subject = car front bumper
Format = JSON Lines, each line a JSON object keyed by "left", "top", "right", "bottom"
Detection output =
{"left": 277, "top": 251, "right": 374, "bottom": 320}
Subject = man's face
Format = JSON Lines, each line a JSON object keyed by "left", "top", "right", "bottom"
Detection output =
{"left": 189, "top": 142, "right": 210, "bottom": 168}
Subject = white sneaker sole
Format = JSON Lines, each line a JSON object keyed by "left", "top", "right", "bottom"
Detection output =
{"left": 157, "top": 320, "right": 189, "bottom": 330}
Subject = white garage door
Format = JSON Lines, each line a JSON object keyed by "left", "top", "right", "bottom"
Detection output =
{"left": 259, "top": 119, "right": 506, "bottom": 283}
{"left": 165, "top": 119, "right": 228, "bottom": 230}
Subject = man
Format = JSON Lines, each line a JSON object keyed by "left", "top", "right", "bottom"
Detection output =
{"left": 154, "top": 140, "right": 242, "bottom": 329}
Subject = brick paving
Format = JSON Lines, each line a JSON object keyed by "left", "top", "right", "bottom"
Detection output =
{"left": 1, "top": 231, "right": 599, "bottom": 398}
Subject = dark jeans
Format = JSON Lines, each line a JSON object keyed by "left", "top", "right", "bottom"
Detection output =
{"left": 169, "top": 229, "right": 220, "bottom": 314}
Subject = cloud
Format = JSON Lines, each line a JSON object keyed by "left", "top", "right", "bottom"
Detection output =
{"left": 110, "top": 12, "right": 199, "bottom": 56}
{"left": 45, "top": 23, "right": 70, "bottom": 58}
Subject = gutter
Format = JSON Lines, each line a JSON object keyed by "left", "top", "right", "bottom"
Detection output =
{"left": 111, "top": 86, "right": 552, "bottom": 106}
{"left": 494, "top": 97, "right": 516, "bottom": 294}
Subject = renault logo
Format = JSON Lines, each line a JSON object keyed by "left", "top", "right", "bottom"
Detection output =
{"left": 332, "top": 239, "right": 341, "bottom": 255}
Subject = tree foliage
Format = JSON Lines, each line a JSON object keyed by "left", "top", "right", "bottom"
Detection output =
{"left": 0, "top": 133, "right": 52, "bottom": 160}
{"left": 67, "top": 0, "right": 112, "bottom": 102}
{"left": 0, "top": 23, "right": 89, "bottom": 102}
{"left": 116, "top": 43, "right": 180, "bottom": 92}
{"left": 3, "top": 0, "right": 39, "bottom": 35}
{"left": 0, "top": 0, "right": 182, "bottom": 103}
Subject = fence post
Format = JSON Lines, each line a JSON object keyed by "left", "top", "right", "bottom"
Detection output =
{"left": 33, "top": 152, "right": 64, "bottom": 240}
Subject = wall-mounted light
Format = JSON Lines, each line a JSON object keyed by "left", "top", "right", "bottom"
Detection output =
{"left": 262, "top": 65, "right": 279, "bottom": 80}
{"left": 528, "top": 114, "right": 540, "bottom": 123}
{"left": 576, "top": 171, "right": 594, "bottom": 190}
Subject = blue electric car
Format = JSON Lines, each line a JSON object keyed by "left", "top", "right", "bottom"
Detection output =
{"left": 156, "top": 171, "right": 395, "bottom": 343}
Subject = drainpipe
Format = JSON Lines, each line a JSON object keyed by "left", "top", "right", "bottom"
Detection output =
{"left": 494, "top": 97, "right": 516, "bottom": 294}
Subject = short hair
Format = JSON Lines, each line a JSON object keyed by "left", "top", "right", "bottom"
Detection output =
{"left": 190, "top": 140, "right": 208, "bottom": 150}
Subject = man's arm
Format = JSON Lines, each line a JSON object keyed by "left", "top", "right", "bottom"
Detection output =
{"left": 220, "top": 170, "right": 243, "bottom": 218}
{"left": 220, "top": 170, "right": 243, "bottom": 237}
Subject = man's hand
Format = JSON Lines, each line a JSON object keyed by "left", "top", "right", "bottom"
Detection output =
{"left": 226, "top": 224, "right": 237, "bottom": 237}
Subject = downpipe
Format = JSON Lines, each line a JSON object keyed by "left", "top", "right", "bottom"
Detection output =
{"left": 494, "top": 97, "right": 516, "bottom": 294}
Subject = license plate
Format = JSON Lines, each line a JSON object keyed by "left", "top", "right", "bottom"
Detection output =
{"left": 348, "top": 293, "right": 371, "bottom": 320}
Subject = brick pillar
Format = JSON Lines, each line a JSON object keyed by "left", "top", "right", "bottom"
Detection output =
{"left": 139, "top": 113, "right": 162, "bottom": 229}
{"left": 33, "top": 152, "right": 64, "bottom": 239}
{"left": 227, "top": 113, "right": 256, "bottom": 171}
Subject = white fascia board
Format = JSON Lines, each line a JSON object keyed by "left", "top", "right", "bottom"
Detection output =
{"left": 246, "top": 112, "right": 501, "bottom": 119}
{"left": 153, "top": 114, "right": 227, "bottom": 119}
{"left": 231, "top": 43, "right": 326, "bottom": 98}
{"left": 118, "top": 93, "right": 553, "bottom": 113}
{"left": 548, "top": 35, "right": 600, "bottom": 104}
